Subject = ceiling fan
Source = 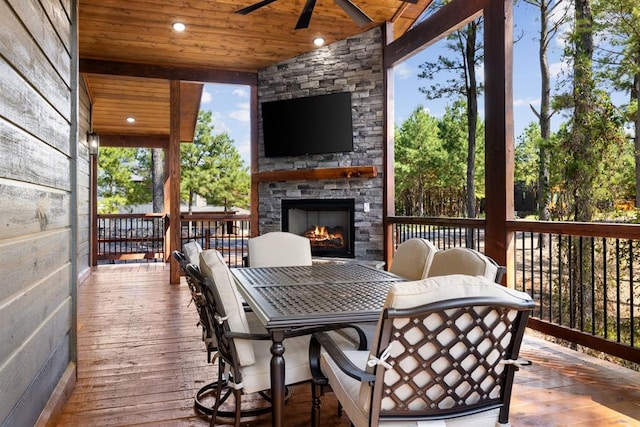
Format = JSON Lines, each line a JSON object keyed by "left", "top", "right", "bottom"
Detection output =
{"left": 236, "top": 0, "right": 418, "bottom": 30}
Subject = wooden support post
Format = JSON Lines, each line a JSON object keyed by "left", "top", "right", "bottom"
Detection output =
{"left": 483, "top": 0, "right": 514, "bottom": 286}
{"left": 167, "top": 80, "right": 181, "bottom": 284}
{"left": 90, "top": 153, "right": 98, "bottom": 267}
{"left": 383, "top": 22, "right": 395, "bottom": 270}
{"left": 249, "top": 84, "right": 259, "bottom": 237}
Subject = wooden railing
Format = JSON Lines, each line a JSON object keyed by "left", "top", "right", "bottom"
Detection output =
{"left": 179, "top": 212, "right": 251, "bottom": 268}
{"left": 388, "top": 216, "right": 640, "bottom": 364}
{"left": 95, "top": 212, "right": 638, "bottom": 363}
{"left": 96, "top": 213, "right": 167, "bottom": 262}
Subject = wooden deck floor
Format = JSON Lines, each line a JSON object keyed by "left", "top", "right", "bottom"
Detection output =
{"left": 56, "top": 263, "right": 640, "bottom": 427}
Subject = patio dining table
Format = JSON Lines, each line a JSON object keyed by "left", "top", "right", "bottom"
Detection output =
{"left": 230, "top": 263, "right": 406, "bottom": 427}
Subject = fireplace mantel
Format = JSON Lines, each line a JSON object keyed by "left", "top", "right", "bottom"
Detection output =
{"left": 253, "top": 166, "right": 377, "bottom": 182}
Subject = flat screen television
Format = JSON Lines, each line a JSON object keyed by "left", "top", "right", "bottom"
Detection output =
{"left": 261, "top": 92, "right": 354, "bottom": 158}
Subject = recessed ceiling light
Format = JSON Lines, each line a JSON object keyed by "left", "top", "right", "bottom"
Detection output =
{"left": 172, "top": 22, "right": 186, "bottom": 32}
{"left": 313, "top": 37, "right": 325, "bottom": 47}
{"left": 126, "top": 117, "right": 136, "bottom": 123}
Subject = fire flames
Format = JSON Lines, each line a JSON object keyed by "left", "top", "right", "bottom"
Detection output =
{"left": 304, "top": 225, "right": 345, "bottom": 248}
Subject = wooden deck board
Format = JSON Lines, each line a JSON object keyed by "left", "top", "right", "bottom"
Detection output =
{"left": 56, "top": 264, "right": 640, "bottom": 427}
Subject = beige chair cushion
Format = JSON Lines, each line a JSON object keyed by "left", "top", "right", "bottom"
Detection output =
{"left": 241, "top": 328, "right": 360, "bottom": 394}
{"left": 240, "top": 334, "right": 312, "bottom": 394}
{"left": 248, "top": 231, "right": 312, "bottom": 267}
{"left": 199, "top": 249, "right": 255, "bottom": 366}
{"left": 427, "top": 247, "right": 498, "bottom": 281}
{"left": 389, "top": 238, "right": 438, "bottom": 280}
{"left": 183, "top": 240, "right": 202, "bottom": 264}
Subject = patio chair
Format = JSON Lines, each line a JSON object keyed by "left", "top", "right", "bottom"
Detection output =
{"left": 183, "top": 239, "right": 203, "bottom": 264}
{"left": 247, "top": 231, "right": 312, "bottom": 267}
{"left": 195, "top": 249, "right": 368, "bottom": 427}
{"left": 389, "top": 238, "right": 438, "bottom": 280}
{"left": 174, "top": 248, "right": 264, "bottom": 416}
{"left": 427, "top": 247, "right": 505, "bottom": 283}
{"left": 309, "top": 274, "right": 534, "bottom": 427}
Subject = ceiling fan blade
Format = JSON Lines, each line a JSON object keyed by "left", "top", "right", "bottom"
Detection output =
{"left": 295, "top": 0, "right": 317, "bottom": 29}
{"left": 236, "top": 0, "right": 278, "bottom": 15}
{"left": 333, "top": 0, "right": 372, "bottom": 26}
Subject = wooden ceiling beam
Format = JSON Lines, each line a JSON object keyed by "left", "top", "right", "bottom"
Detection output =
{"left": 384, "top": 0, "right": 489, "bottom": 67}
{"left": 98, "top": 134, "right": 169, "bottom": 149}
{"left": 80, "top": 58, "right": 257, "bottom": 86}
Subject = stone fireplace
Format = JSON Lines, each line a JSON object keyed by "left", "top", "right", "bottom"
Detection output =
{"left": 282, "top": 199, "right": 355, "bottom": 258}
{"left": 256, "top": 28, "right": 385, "bottom": 261}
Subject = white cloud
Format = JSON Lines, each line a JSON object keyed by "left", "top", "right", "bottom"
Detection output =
{"left": 233, "top": 87, "right": 249, "bottom": 98}
{"left": 229, "top": 101, "right": 250, "bottom": 123}
{"left": 394, "top": 62, "right": 414, "bottom": 80}
{"left": 201, "top": 88, "right": 212, "bottom": 105}
{"left": 210, "top": 110, "right": 231, "bottom": 134}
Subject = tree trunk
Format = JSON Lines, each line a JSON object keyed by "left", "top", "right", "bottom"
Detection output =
{"left": 151, "top": 148, "right": 164, "bottom": 213}
{"left": 537, "top": 0, "right": 551, "bottom": 222}
{"left": 569, "top": 0, "right": 594, "bottom": 343}
{"left": 465, "top": 22, "right": 478, "bottom": 223}
{"left": 465, "top": 22, "right": 478, "bottom": 248}
{"left": 634, "top": 72, "right": 640, "bottom": 207}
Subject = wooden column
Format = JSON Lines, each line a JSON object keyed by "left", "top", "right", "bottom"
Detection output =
{"left": 90, "top": 153, "right": 98, "bottom": 266}
{"left": 166, "top": 80, "right": 181, "bottom": 284}
{"left": 383, "top": 22, "right": 395, "bottom": 270}
{"left": 483, "top": 0, "right": 514, "bottom": 286}
{"left": 249, "top": 84, "right": 259, "bottom": 237}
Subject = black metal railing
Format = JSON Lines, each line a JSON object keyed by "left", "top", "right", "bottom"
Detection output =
{"left": 180, "top": 213, "right": 250, "bottom": 268}
{"left": 508, "top": 221, "right": 640, "bottom": 364}
{"left": 389, "top": 216, "right": 486, "bottom": 251}
{"left": 388, "top": 216, "right": 640, "bottom": 364}
{"left": 97, "top": 213, "right": 166, "bottom": 262}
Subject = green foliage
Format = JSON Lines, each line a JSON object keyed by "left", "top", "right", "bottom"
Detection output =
{"left": 394, "top": 102, "right": 485, "bottom": 216}
{"left": 181, "top": 110, "right": 250, "bottom": 211}
{"left": 551, "top": 90, "right": 629, "bottom": 219}
{"left": 97, "top": 147, "right": 151, "bottom": 213}
{"left": 515, "top": 122, "right": 543, "bottom": 188}
{"left": 417, "top": 20, "right": 484, "bottom": 101}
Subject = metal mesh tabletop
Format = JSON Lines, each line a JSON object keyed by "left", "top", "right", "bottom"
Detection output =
{"left": 254, "top": 281, "right": 394, "bottom": 316}
{"left": 231, "top": 264, "right": 406, "bottom": 327}
{"left": 233, "top": 263, "right": 401, "bottom": 286}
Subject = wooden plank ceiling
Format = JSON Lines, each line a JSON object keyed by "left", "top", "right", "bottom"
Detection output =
{"left": 79, "top": 0, "right": 431, "bottom": 144}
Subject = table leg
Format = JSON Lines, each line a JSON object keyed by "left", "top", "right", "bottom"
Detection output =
{"left": 270, "top": 330, "right": 286, "bottom": 427}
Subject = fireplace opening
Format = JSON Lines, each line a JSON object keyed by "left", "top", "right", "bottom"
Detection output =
{"left": 282, "top": 199, "right": 355, "bottom": 258}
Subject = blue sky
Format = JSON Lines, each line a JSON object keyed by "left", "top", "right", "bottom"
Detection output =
{"left": 198, "top": 2, "right": 582, "bottom": 167}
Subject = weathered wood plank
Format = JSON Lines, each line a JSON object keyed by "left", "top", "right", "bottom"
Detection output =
{"left": 7, "top": 0, "right": 71, "bottom": 87}
{"left": 0, "top": 229, "right": 71, "bottom": 302}
{"left": 0, "top": 265, "right": 71, "bottom": 364}
{"left": 0, "top": 0, "right": 71, "bottom": 120}
{"left": 0, "top": 299, "right": 71, "bottom": 421}
{"left": 0, "top": 120, "right": 71, "bottom": 189}
{"left": 6, "top": 337, "right": 71, "bottom": 427}
{"left": 0, "top": 58, "right": 70, "bottom": 154}
{"left": 39, "top": 0, "right": 73, "bottom": 54}
{"left": 0, "top": 183, "right": 71, "bottom": 240}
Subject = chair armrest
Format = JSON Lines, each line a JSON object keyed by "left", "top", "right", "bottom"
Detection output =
{"left": 309, "top": 332, "right": 375, "bottom": 384}
{"left": 286, "top": 323, "right": 367, "bottom": 350}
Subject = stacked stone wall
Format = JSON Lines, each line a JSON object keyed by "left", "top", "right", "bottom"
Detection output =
{"left": 257, "top": 27, "right": 384, "bottom": 260}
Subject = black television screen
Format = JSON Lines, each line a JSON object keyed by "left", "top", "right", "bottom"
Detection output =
{"left": 261, "top": 92, "right": 354, "bottom": 157}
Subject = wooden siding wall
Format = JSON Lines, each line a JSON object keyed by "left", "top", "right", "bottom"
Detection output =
{"left": 77, "top": 79, "right": 90, "bottom": 277}
{"left": 0, "top": 0, "right": 77, "bottom": 425}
